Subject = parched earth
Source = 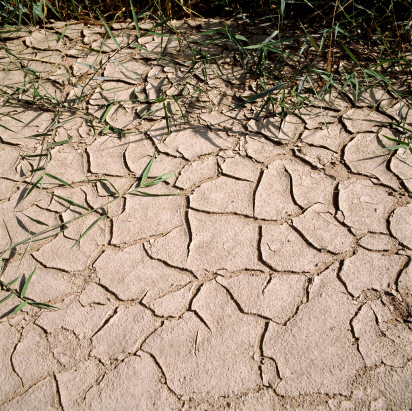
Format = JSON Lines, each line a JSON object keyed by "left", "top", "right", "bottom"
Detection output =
{"left": 0, "top": 20, "right": 412, "bottom": 410}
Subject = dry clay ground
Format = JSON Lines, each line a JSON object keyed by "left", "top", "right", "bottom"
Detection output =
{"left": 1, "top": 20, "right": 412, "bottom": 411}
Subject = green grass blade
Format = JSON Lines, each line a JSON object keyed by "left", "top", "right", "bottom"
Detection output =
{"left": 339, "top": 41, "right": 360, "bottom": 67}
{"left": 56, "top": 23, "right": 69, "bottom": 44}
{"left": 102, "top": 103, "right": 114, "bottom": 122}
{"left": 140, "top": 170, "right": 176, "bottom": 187}
{"left": 44, "top": 0, "right": 61, "bottom": 19}
{"left": 3, "top": 218, "right": 13, "bottom": 245}
{"left": 229, "top": 82, "right": 286, "bottom": 111}
{"left": 300, "top": 22, "right": 320, "bottom": 54}
{"left": 6, "top": 276, "right": 21, "bottom": 287}
{"left": 163, "top": 102, "right": 170, "bottom": 136}
{"left": 29, "top": 167, "right": 46, "bottom": 173}
{"left": 44, "top": 173, "right": 73, "bottom": 187}
{"left": 0, "top": 292, "right": 14, "bottom": 305}
{"left": 28, "top": 301, "right": 57, "bottom": 309}
{"left": 71, "top": 214, "right": 106, "bottom": 249}
{"left": 12, "top": 301, "right": 27, "bottom": 315}
{"left": 140, "top": 153, "right": 157, "bottom": 187}
{"left": 23, "top": 175, "right": 43, "bottom": 200}
{"left": 129, "top": 0, "right": 141, "bottom": 38}
{"left": 97, "top": 10, "right": 120, "bottom": 50}
{"left": 50, "top": 137, "right": 72, "bottom": 147}
{"left": 20, "top": 267, "right": 35, "bottom": 298}
{"left": 49, "top": 193, "right": 90, "bottom": 211}
{"left": 88, "top": 178, "right": 120, "bottom": 195}
{"left": 382, "top": 144, "right": 409, "bottom": 151}
{"left": 22, "top": 213, "right": 49, "bottom": 227}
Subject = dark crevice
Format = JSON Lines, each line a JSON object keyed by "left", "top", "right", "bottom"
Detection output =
{"left": 90, "top": 306, "right": 118, "bottom": 338}
{"left": 252, "top": 168, "right": 265, "bottom": 217}
{"left": 184, "top": 196, "right": 193, "bottom": 259}
{"left": 336, "top": 259, "right": 355, "bottom": 298}
{"left": 261, "top": 274, "right": 272, "bottom": 296}
{"left": 348, "top": 302, "right": 365, "bottom": 361}
{"left": 394, "top": 255, "right": 411, "bottom": 291}
{"left": 283, "top": 166, "right": 304, "bottom": 210}
{"left": 122, "top": 147, "right": 134, "bottom": 174}
{"left": 142, "top": 241, "right": 196, "bottom": 279}
{"left": 219, "top": 172, "right": 256, "bottom": 183}
{"left": 94, "top": 282, "right": 123, "bottom": 302}
{"left": 10, "top": 335, "right": 24, "bottom": 388}
{"left": 258, "top": 321, "right": 269, "bottom": 384}
{"left": 53, "top": 374, "right": 64, "bottom": 410}
{"left": 332, "top": 181, "right": 341, "bottom": 217}
{"left": 188, "top": 309, "right": 212, "bottom": 332}
{"left": 256, "top": 225, "right": 278, "bottom": 272}
{"left": 289, "top": 223, "right": 334, "bottom": 254}
{"left": 83, "top": 149, "right": 93, "bottom": 175}
{"left": 387, "top": 154, "right": 412, "bottom": 193}
{"left": 218, "top": 282, "right": 273, "bottom": 321}
{"left": 106, "top": 218, "right": 114, "bottom": 246}
{"left": 139, "top": 349, "right": 181, "bottom": 399}
{"left": 282, "top": 276, "right": 311, "bottom": 327}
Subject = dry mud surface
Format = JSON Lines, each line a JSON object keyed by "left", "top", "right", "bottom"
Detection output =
{"left": 1, "top": 21, "right": 412, "bottom": 410}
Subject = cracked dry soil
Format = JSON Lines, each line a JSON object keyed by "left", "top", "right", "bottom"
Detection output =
{"left": 1, "top": 20, "right": 412, "bottom": 411}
